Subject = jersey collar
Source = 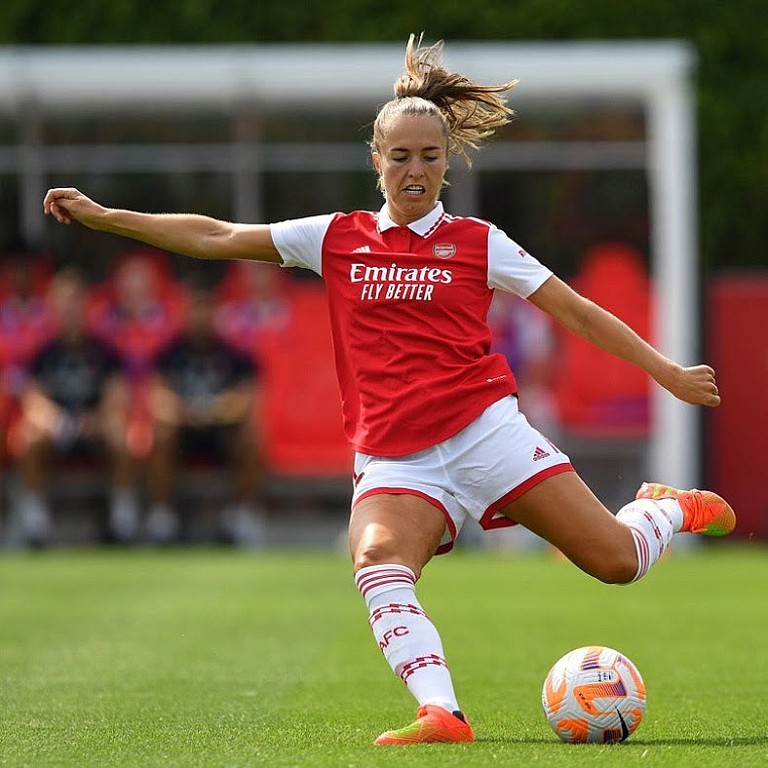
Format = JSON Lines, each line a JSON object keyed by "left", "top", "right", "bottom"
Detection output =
{"left": 377, "top": 201, "right": 445, "bottom": 237}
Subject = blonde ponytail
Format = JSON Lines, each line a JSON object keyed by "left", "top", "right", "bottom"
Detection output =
{"left": 373, "top": 34, "right": 517, "bottom": 166}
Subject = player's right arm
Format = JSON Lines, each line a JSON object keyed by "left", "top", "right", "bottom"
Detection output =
{"left": 42, "top": 187, "right": 282, "bottom": 264}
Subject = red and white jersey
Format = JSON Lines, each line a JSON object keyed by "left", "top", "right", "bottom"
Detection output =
{"left": 271, "top": 201, "right": 553, "bottom": 457}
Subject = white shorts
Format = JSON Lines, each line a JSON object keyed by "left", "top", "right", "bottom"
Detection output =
{"left": 352, "top": 395, "right": 573, "bottom": 554}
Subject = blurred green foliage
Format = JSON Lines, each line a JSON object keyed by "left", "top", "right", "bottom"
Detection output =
{"left": 0, "top": 0, "right": 765, "bottom": 270}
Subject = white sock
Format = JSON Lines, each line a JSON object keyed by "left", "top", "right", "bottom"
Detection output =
{"left": 14, "top": 490, "right": 51, "bottom": 543}
{"left": 616, "top": 498, "right": 681, "bottom": 581}
{"left": 145, "top": 504, "right": 179, "bottom": 543}
{"left": 221, "top": 503, "right": 267, "bottom": 548}
{"left": 109, "top": 487, "right": 141, "bottom": 541}
{"left": 355, "top": 563, "right": 459, "bottom": 712}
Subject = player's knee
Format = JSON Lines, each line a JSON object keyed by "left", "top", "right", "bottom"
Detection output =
{"left": 352, "top": 541, "right": 399, "bottom": 573}
{"left": 20, "top": 424, "right": 50, "bottom": 454}
{"left": 351, "top": 541, "right": 426, "bottom": 580}
{"left": 591, "top": 551, "right": 638, "bottom": 585}
{"left": 151, "top": 420, "right": 177, "bottom": 449}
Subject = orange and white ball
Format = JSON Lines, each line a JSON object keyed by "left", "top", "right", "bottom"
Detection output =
{"left": 542, "top": 645, "right": 646, "bottom": 743}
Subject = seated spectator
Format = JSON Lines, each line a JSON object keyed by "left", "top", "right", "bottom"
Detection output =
{"left": 7, "top": 268, "right": 139, "bottom": 546}
{"left": 489, "top": 289, "right": 560, "bottom": 437}
{"left": 213, "top": 259, "right": 291, "bottom": 365}
{"left": 0, "top": 247, "right": 55, "bottom": 464}
{"left": 147, "top": 285, "right": 265, "bottom": 546}
{"left": 87, "top": 249, "right": 187, "bottom": 458}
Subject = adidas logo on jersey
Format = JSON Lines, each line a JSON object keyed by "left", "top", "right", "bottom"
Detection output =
{"left": 532, "top": 446, "right": 550, "bottom": 461}
{"left": 352, "top": 245, "right": 371, "bottom": 253}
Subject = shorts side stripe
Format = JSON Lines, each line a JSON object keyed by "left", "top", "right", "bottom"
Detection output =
{"left": 353, "top": 486, "right": 458, "bottom": 553}
{"left": 480, "top": 463, "right": 574, "bottom": 530}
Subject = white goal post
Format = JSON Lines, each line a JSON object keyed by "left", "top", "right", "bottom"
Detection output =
{"left": 0, "top": 41, "right": 699, "bottom": 488}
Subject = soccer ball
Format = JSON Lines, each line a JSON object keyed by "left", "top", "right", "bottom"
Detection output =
{"left": 541, "top": 645, "right": 646, "bottom": 743}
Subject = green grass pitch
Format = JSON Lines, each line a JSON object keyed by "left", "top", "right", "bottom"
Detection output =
{"left": 0, "top": 544, "right": 766, "bottom": 767}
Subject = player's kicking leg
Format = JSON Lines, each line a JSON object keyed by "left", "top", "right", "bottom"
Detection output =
{"left": 501, "top": 471, "right": 735, "bottom": 584}
{"left": 635, "top": 482, "right": 735, "bottom": 536}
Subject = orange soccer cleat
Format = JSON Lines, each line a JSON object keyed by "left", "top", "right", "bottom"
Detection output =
{"left": 374, "top": 705, "right": 475, "bottom": 745}
{"left": 635, "top": 482, "right": 736, "bottom": 536}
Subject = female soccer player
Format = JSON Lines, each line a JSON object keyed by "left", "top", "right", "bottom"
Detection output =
{"left": 43, "top": 35, "right": 734, "bottom": 746}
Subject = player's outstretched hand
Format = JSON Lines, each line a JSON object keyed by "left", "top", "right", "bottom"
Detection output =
{"left": 43, "top": 187, "right": 107, "bottom": 228}
{"left": 660, "top": 364, "right": 721, "bottom": 407}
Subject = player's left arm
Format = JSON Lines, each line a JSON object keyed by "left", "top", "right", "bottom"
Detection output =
{"left": 526, "top": 275, "right": 720, "bottom": 407}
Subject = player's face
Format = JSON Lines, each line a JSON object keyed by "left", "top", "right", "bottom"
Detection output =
{"left": 373, "top": 114, "right": 448, "bottom": 226}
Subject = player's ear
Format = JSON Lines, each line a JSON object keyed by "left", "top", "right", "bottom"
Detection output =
{"left": 372, "top": 151, "right": 386, "bottom": 193}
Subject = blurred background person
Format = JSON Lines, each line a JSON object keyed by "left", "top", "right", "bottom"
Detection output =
{"left": 488, "top": 289, "right": 560, "bottom": 438}
{"left": 87, "top": 249, "right": 187, "bottom": 462}
{"left": 6, "top": 268, "right": 138, "bottom": 546}
{"left": 213, "top": 259, "right": 292, "bottom": 367}
{"left": 0, "top": 246, "right": 55, "bottom": 470}
{"left": 146, "top": 284, "right": 266, "bottom": 546}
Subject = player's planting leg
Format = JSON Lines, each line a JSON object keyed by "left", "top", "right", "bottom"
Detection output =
{"left": 354, "top": 563, "right": 475, "bottom": 745}
{"left": 616, "top": 483, "right": 736, "bottom": 581}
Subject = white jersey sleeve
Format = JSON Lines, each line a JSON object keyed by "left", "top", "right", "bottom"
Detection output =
{"left": 486, "top": 225, "right": 553, "bottom": 298}
{"left": 270, "top": 214, "right": 336, "bottom": 275}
